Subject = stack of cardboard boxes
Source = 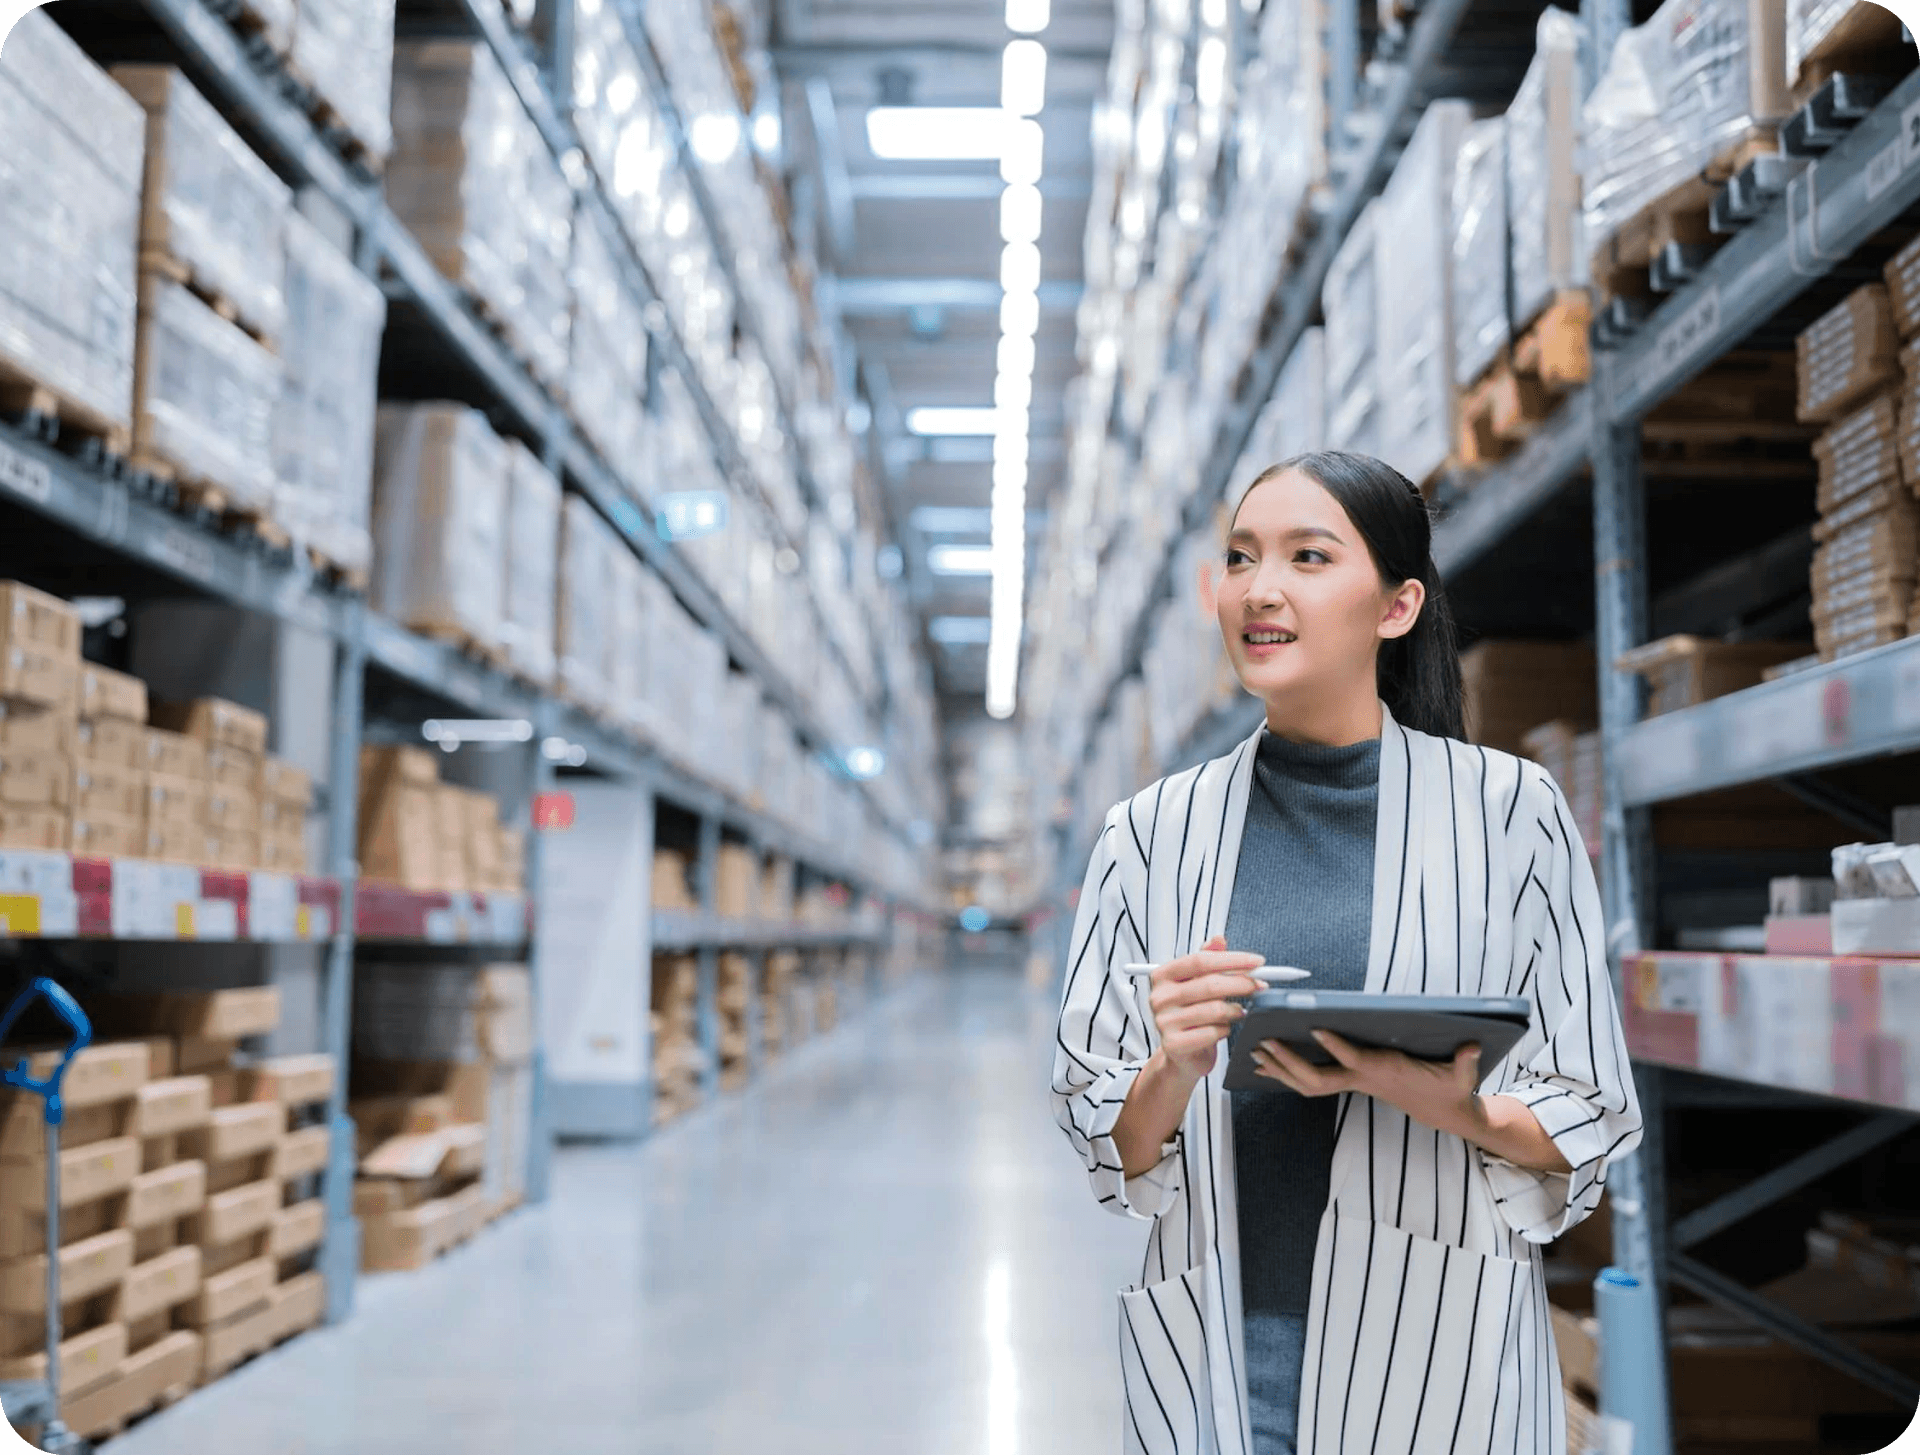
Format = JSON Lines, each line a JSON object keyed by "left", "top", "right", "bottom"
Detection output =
{"left": 1615, "top": 635, "right": 1811, "bottom": 716}
{"left": 0, "top": 990, "right": 333, "bottom": 1441}
{"left": 349, "top": 964, "right": 535, "bottom": 1268}
{"left": 356, "top": 745, "right": 525, "bottom": 894}
{"left": 1460, "top": 641, "right": 1596, "bottom": 756}
{"left": 0, "top": 583, "right": 88, "bottom": 853}
{"left": 649, "top": 954, "right": 702, "bottom": 1126}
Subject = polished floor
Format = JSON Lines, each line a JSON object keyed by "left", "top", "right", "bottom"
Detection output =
{"left": 108, "top": 965, "right": 1143, "bottom": 1454}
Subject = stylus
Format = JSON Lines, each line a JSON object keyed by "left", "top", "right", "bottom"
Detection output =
{"left": 1121, "top": 963, "right": 1311, "bottom": 982}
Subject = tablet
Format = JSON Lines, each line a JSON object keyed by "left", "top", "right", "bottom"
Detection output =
{"left": 1222, "top": 991, "right": 1534, "bottom": 1093}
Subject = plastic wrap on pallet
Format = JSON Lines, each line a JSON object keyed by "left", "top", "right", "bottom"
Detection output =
{"left": 370, "top": 403, "right": 509, "bottom": 652}
{"left": 0, "top": 13, "right": 144, "bottom": 432}
{"left": 606, "top": 543, "right": 647, "bottom": 730}
{"left": 557, "top": 494, "right": 615, "bottom": 710}
{"left": 1582, "top": 0, "right": 1793, "bottom": 254}
{"left": 1377, "top": 101, "right": 1471, "bottom": 485}
{"left": 568, "top": 210, "right": 652, "bottom": 498}
{"left": 500, "top": 440, "right": 560, "bottom": 686}
{"left": 1236, "top": 327, "right": 1327, "bottom": 504}
{"left": 1323, "top": 200, "right": 1382, "bottom": 459}
{"left": 388, "top": 41, "right": 573, "bottom": 388}
{"left": 570, "top": 0, "right": 676, "bottom": 261}
{"left": 1451, "top": 117, "right": 1509, "bottom": 390}
{"left": 274, "top": 211, "right": 383, "bottom": 577}
{"left": 1787, "top": 0, "right": 1899, "bottom": 90}
{"left": 136, "top": 276, "right": 282, "bottom": 510}
{"left": 290, "top": 0, "right": 396, "bottom": 165}
{"left": 113, "top": 66, "right": 291, "bottom": 341}
{"left": 1507, "top": 8, "right": 1586, "bottom": 333}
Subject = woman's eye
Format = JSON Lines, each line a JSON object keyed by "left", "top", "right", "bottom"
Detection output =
{"left": 1296, "top": 548, "right": 1330, "bottom": 565}
{"left": 1225, "top": 548, "right": 1252, "bottom": 567}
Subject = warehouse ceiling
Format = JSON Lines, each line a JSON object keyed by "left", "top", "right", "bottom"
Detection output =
{"left": 768, "top": 0, "right": 1114, "bottom": 704}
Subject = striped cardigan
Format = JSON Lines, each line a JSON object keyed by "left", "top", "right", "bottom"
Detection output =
{"left": 1052, "top": 704, "right": 1641, "bottom": 1455}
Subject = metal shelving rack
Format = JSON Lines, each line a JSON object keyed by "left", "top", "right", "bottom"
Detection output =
{"left": 0, "top": 0, "right": 940, "bottom": 1342}
{"left": 1053, "top": 5, "right": 1920, "bottom": 1448}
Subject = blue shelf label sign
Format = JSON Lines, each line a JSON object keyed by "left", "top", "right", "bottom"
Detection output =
{"left": 657, "top": 491, "right": 729, "bottom": 542}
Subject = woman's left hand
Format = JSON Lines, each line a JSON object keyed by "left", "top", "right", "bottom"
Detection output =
{"left": 1253, "top": 1030, "right": 1481, "bottom": 1136}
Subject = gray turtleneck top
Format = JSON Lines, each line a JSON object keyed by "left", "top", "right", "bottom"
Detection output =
{"left": 1227, "top": 729, "right": 1380, "bottom": 1313}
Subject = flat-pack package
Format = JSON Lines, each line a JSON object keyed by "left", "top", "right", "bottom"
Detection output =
{"left": 274, "top": 212, "right": 384, "bottom": 576}
{"left": 388, "top": 41, "right": 573, "bottom": 387}
{"left": 134, "top": 276, "right": 282, "bottom": 510}
{"left": 291, "top": 0, "right": 397, "bottom": 166}
{"left": 1798, "top": 283, "right": 1900, "bottom": 422}
{"left": 371, "top": 404, "right": 509, "bottom": 653}
{"left": 114, "top": 66, "right": 291, "bottom": 341}
{"left": 557, "top": 495, "right": 615, "bottom": 712}
{"left": 1323, "top": 201, "right": 1383, "bottom": 459}
{"left": 1506, "top": 8, "right": 1587, "bottom": 330}
{"left": 1451, "top": 116, "right": 1509, "bottom": 390}
{"left": 500, "top": 441, "right": 560, "bottom": 686}
{"left": 0, "top": 13, "right": 145, "bottom": 432}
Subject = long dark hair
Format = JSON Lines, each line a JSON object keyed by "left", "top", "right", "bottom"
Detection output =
{"left": 1236, "top": 450, "right": 1465, "bottom": 740}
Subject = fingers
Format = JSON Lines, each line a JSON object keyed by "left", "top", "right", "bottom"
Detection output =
{"left": 1159, "top": 948, "right": 1263, "bottom": 982}
{"left": 1253, "top": 1039, "right": 1353, "bottom": 1097}
{"left": 1149, "top": 971, "right": 1263, "bottom": 1018}
{"left": 1310, "top": 1029, "right": 1370, "bottom": 1070}
{"left": 1452, "top": 1042, "right": 1484, "bottom": 1088}
{"left": 1156, "top": 1001, "right": 1247, "bottom": 1035}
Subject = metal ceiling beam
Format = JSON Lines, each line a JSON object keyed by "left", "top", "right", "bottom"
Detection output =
{"left": 804, "top": 78, "right": 858, "bottom": 263}
{"left": 836, "top": 278, "right": 1083, "bottom": 312}
{"left": 850, "top": 175, "right": 1093, "bottom": 201}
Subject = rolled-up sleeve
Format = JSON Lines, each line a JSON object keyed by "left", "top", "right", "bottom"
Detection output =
{"left": 1482, "top": 768, "right": 1643, "bottom": 1244}
{"left": 1050, "top": 805, "right": 1180, "bottom": 1221}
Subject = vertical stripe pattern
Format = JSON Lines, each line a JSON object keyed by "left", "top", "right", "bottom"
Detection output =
{"left": 1051, "top": 704, "right": 1642, "bottom": 1455}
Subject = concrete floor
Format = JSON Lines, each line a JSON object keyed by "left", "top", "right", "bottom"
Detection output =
{"left": 106, "top": 965, "right": 1142, "bottom": 1454}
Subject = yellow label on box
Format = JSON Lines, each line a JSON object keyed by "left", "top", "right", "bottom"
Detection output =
{"left": 295, "top": 905, "right": 311, "bottom": 939}
{"left": 175, "top": 903, "right": 195, "bottom": 938}
{"left": 0, "top": 894, "right": 41, "bottom": 935}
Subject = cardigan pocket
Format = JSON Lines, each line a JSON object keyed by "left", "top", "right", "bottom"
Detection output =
{"left": 1118, "top": 1263, "right": 1212, "bottom": 1455}
{"left": 1297, "top": 1212, "right": 1547, "bottom": 1455}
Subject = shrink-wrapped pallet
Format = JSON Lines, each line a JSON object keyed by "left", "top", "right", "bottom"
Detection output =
{"left": 1583, "top": 0, "right": 1792, "bottom": 255}
{"left": 134, "top": 276, "right": 282, "bottom": 509}
{"left": 1237, "top": 328, "right": 1326, "bottom": 501}
{"left": 290, "top": 0, "right": 396, "bottom": 166}
{"left": 1787, "top": 0, "right": 1909, "bottom": 94}
{"left": 1323, "top": 202, "right": 1382, "bottom": 459}
{"left": 500, "top": 441, "right": 560, "bottom": 685}
{"left": 571, "top": 0, "right": 676, "bottom": 261}
{"left": 113, "top": 66, "right": 290, "bottom": 341}
{"left": 0, "top": 12, "right": 144, "bottom": 433}
{"left": 568, "top": 211, "right": 652, "bottom": 495}
{"left": 557, "top": 495, "right": 615, "bottom": 711}
{"left": 388, "top": 41, "right": 573, "bottom": 388}
{"left": 1452, "top": 117, "right": 1508, "bottom": 390}
{"left": 274, "top": 212, "right": 383, "bottom": 577}
{"left": 370, "top": 404, "right": 509, "bottom": 653}
{"left": 1507, "top": 9, "right": 1586, "bottom": 332}
{"left": 606, "top": 544, "right": 647, "bottom": 729}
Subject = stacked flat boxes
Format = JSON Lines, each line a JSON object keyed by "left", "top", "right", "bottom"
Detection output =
{"left": 0, "top": 584, "right": 82, "bottom": 853}
{"left": 356, "top": 745, "right": 525, "bottom": 894}
{"left": 1459, "top": 641, "right": 1596, "bottom": 756}
{"left": 72, "top": 661, "right": 150, "bottom": 861}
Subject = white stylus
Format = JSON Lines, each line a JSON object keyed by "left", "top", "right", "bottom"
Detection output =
{"left": 1122, "top": 962, "right": 1310, "bottom": 983}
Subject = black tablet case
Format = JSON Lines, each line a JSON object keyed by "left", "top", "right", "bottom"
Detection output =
{"left": 1222, "top": 991, "right": 1534, "bottom": 1093}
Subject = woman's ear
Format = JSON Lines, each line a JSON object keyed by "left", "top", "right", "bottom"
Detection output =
{"left": 1196, "top": 557, "right": 1217, "bottom": 616}
{"left": 1379, "top": 578, "right": 1425, "bottom": 640}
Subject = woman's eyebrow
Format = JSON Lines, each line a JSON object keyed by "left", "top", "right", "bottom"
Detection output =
{"left": 1227, "top": 524, "right": 1345, "bottom": 545}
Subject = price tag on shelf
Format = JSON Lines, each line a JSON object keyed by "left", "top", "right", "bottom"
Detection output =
{"left": 0, "top": 439, "right": 51, "bottom": 505}
{"left": 423, "top": 906, "right": 459, "bottom": 943}
{"left": 248, "top": 873, "right": 298, "bottom": 940}
{"left": 532, "top": 791, "right": 575, "bottom": 830}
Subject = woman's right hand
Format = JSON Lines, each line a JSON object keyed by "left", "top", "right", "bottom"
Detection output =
{"left": 1148, "top": 935, "right": 1266, "bottom": 1084}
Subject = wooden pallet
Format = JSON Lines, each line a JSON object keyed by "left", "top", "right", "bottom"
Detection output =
{"left": 133, "top": 450, "right": 294, "bottom": 552}
{"left": 1453, "top": 292, "right": 1593, "bottom": 468}
{"left": 0, "top": 356, "right": 131, "bottom": 464}
{"left": 1791, "top": 2, "right": 1911, "bottom": 103}
{"left": 140, "top": 252, "right": 275, "bottom": 348}
{"left": 415, "top": 621, "right": 512, "bottom": 674}
{"left": 1589, "top": 130, "right": 1780, "bottom": 302}
{"left": 306, "top": 542, "right": 370, "bottom": 594}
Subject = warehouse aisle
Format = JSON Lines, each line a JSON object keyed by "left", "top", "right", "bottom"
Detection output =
{"left": 106, "top": 966, "right": 1142, "bottom": 1455}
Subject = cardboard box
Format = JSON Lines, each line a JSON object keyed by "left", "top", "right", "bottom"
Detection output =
{"left": 127, "top": 1158, "right": 206, "bottom": 1228}
{"left": 0, "top": 641, "right": 78, "bottom": 711}
{"left": 142, "top": 772, "right": 205, "bottom": 828}
{"left": 478, "top": 966, "right": 532, "bottom": 1063}
{"left": 266, "top": 1268, "right": 324, "bottom": 1340}
{"left": 181, "top": 1254, "right": 274, "bottom": 1327}
{"left": 258, "top": 796, "right": 305, "bottom": 834}
{"left": 175, "top": 1036, "right": 237, "bottom": 1076}
{"left": 257, "top": 756, "right": 312, "bottom": 805}
{"left": 75, "top": 716, "right": 143, "bottom": 769}
{"left": 0, "top": 581, "right": 80, "bottom": 657}
{"left": 59, "top": 1330, "right": 200, "bottom": 1439}
{"left": 360, "top": 1192, "right": 460, "bottom": 1271}
{"left": 150, "top": 697, "right": 267, "bottom": 755}
{"left": 269, "top": 1199, "right": 325, "bottom": 1260}
{"left": 248, "top": 1055, "right": 334, "bottom": 1108}
{"left": 203, "top": 784, "right": 259, "bottom": 832}
{"left": 1615, "top": 636, "right": 1812, "bottom": 716}
{"left": 170, "top": 988, "right": 281, "bottom": 1040}
{"left": 204, "top": 745, "right": 261, "bottom": 791}
{"left": 118, "top": 1243, "right": 200, "bottom": 1323}
{"left": 139, "top": 818, "right": 210, "bottom": 864}
{"left": 0, "top": 1135, "right": 141, "bottom": 1210}
{"left": 0, "top": 701, "right": 76, "bottom": 758}
{"left": 141, "top": 728, "right": 207, "bottom": 780}
{"left": 272, "top": 1125, "right": 330, "bottom": 1181}
{"left": 0, "top": 1317, "right": 126, "bottom": 1396}
{"left": 257, "top": 831, "right": 308, "bottom": 874}
{"left": 0, "top": 804, "right": 66, "bottom": 851}
{"left": 76, "top": 664, "right": 146, "bottom": 724}
{"left": 0, "top": 1227, "right": 133, "bottom": 1313}
{"left": 714, "top": 843, "right": 758, "bottom": 918}
{"left": 652, "top": 848, "right": 695, "bottom": 909}
{"left": 133, "top": 1075, "right": 212, "bottom": 1139}
{"left": 1799, "top": 284, "right": 1901, "bottom": 422}
{"left": 6, "top": 1041, "right": 149, "bottom": 1111}
{"left": 71, "top": 813, "right": 144, "bottom": 859}
{"left": 184, "top": 1102, "right": 284, "bottom": 1164}
{"left": 187, "top": 1178, "right": 278, "bottom": 1247}
{"left": 72, "top": 759, "right": 144, "bottom": 819}
{"left": 1461, "top": 641, "right": 1598, "bottom": 754}
{"left": 433, "top": 785, "right": 469, "bottom": 892}
{"left": 0, "top": 752, "right": 70, "bottom": 809}
{"left": 358, "top": 773, "right": 438, "bottom": 890}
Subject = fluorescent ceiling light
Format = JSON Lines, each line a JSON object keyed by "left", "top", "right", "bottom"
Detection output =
{"left": 992, "top": 459, "right": 1028, "bottom": 491}
{"left": 905, "top": 406, "right": 1003, "bottom": 436}
{"left": 1001, "top": 40, "right": 1048, "bottom": 117}
{"left": 929, "top": 544, "right": 996, "bottom": 575}
{"left": 1196, "top": 35, "right": 1228, "bottom": 109}
{"left": 865, "top": 106, "right": 1009, "bottom": 160}
{"left": 1005, "top": 0, "right": 1050, "bottom": 32}
{"left": 751, "top": 111, "right": 782, "bottom": 156}
{"left": 993, "top": 431, "right": 1030, "bottom": 465}
{"left": 1000, "top": 119, "right": 1044, "bottom": 185}
{"left": 1000, "top": 290, "right": 1040, "bottom": 338}
{"left": 994, "top": 371, "right": 1033, "bottom": 411}
{"left": 1000, "top": 241, "right": 1041, "bottom": 293}
{"left": 999, "top": 183, "right": 1043, "bottom": 244}
{"left": 929, "top": 615, "right": 993, "bottom": 645}
{"left": 688, "top": 112, "right": 741, "bottom": 163}
{"left": 997, "top": 334, "right": 1035, "bottom": 378}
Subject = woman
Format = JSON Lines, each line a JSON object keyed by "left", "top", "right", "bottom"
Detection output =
{"left": 1052, "top": 452, "right": 1640, "bottom": 1455}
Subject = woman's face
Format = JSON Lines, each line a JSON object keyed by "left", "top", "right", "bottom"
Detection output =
{"left": 1212, "top": 469, "right": 1423, "bottom": 705}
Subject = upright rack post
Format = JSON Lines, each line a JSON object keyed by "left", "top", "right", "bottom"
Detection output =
{"left": 319, "top": 601, "right": 368, "bottom": 1325}
{"left": 1590, "top": 377, "right": 1674, "bottom": 1455}
{"left": 694, "top": 812, "right": 722, "bottom": 1098}
{"left": 522, "top": 701, "right": 559, "bottom": 1203}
